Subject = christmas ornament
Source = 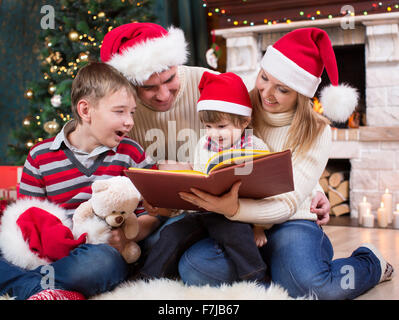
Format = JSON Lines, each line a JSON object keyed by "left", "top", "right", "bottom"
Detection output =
{"left": 22, "top": 116, "right": 32, "bottom": 127}
{"left": 48, "top": 83, "right": 56, "bottom": 95}
{"left": 68, "top": 30, "right": 80, "bottom": 42}
{"left": 98, "top": 12, "right": 106, "bottom": 18}
{"left": 24, "top": 89, "right": 34, "bottom": 100}
{"left": 25, "top": 140, "right": 34, "bottom": 149}
{"left": 43, "top": 119, "right": 60, "bottom": 135}
{"left": 205, "top": 31, "right": 221, "bottom": 69}
{"left": 51, "top": 94, "right": 62, "bottom": 108}
{"left": 78, "top": 52, "right": 89, "bottom": 62}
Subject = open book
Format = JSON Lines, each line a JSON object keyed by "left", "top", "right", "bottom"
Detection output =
{"left": 124, "top": 149, "right": 294, "bottom": 210}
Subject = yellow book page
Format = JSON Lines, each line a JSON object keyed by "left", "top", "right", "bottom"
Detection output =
{"left": 205, "top": 149, "right": 271, "bottom": 174}
{"left": 128, "top": 167, "right": 207, "bottom": 176}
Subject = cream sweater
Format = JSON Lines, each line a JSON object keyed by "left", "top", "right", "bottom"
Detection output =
{"left": 228, "top": 110, "right": 332, "bottom": 226}
{"left": 129, "top": 65, "right": 216, "bottom": 163}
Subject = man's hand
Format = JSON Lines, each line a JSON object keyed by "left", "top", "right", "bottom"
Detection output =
{"left": 143, "top": 199, "right": 174, "bottom": 217}
{"left": 108, "top": 228, "right": 129, "bottom": 254}
{"left": 311, "top": 191, "right": 331, "bottom": 226}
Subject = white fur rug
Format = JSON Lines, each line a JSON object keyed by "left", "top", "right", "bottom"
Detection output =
{"left": 91, "top": 279, "right": 309, "bottom": 300}
{"left": 1, "top": 279, "right": 309, "bottom": 300}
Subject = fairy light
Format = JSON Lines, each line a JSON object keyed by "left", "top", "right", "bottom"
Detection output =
{"left": 205, "top": 2, "right": 399, "bottom": 27}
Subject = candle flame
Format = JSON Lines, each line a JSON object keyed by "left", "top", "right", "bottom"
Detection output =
{"left": 381, "top": 202, "right": 384, "bottom": 208}
{"left": 363, "top": 196, "right": 367, "bottom": 202}
{"left": 385, "top": 188, "right": 389, "bottom": 193}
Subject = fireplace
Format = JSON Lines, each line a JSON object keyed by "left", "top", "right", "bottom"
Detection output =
{"left": 215, "top": 12, "right": 399, "bottom": 222}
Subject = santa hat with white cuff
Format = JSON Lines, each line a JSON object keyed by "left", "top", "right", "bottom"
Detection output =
{"left": 197, "top": 72, "right": 252, "bottom": 117}
{"left": 100, "top": 22, "right": 188, "bottom": 85}
{"left": 261, "top": 27, "right": 358, "bottom": 122}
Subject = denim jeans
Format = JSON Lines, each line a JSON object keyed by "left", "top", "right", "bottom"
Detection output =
{"left": 178, "top": 220, "right": 382, "bottom": 300}
{"left": 0, "top": 244, "right": 128, "bottom": 300}
{"left": 140, "top": 212, "right": 267, "bottom": 282}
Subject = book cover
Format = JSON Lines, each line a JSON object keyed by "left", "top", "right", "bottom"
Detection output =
{"left": 124, "top": 149, "right": 294, "bottom": 210}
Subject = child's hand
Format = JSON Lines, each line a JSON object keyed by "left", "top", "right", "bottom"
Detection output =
{"left": 253, "top": 226, "right": 267, "bottom": 248}
{"left": 143, "top": 199, "right": 174, "bottom": 217}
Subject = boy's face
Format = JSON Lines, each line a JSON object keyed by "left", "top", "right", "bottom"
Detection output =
{"left": 204, "top": 118, "right": 247, "bottom": 150}
{"left": 88, "top": 87, "right": 136, "bottom": 149}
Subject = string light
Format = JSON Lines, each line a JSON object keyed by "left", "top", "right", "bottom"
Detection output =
{"left": 203, "top": 1, "right": 399, "bottom": 27}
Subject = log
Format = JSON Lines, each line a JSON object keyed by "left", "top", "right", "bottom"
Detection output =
{"left": 319, "top": 177, "right": 329, "bottom": 193}
{"left": 331, "top": 203, "right": 350, "bottom": 216}
{"left": 328, "top": 171, "right": 349, "bottom": 188}
{"left": 328, "top": 186, "right": 348, "bottom": 207}
{"left": 336, "top": 180, "right": 349, "bottom": 199}
{"left": 321, "top": 168, "right": 331, "bottom": 178}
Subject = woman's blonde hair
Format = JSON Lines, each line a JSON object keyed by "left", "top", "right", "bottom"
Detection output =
{"left": 249, "top": 86, "right": 330, "bottom": 158}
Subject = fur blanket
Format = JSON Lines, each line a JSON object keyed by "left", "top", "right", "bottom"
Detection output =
{"left": 91, "top": 279, "right": 309, "bottom": 300}
{"left": 1, "top": 279, "right": 309, "bottom": 300}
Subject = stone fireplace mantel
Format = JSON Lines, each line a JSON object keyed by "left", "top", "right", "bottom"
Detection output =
{"left": 215, "top": 12, "right": 399, "bottom": 217}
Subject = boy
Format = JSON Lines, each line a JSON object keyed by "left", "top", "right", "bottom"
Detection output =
{"left": 2, "top": 62, "right": 159, "bottom": 300}
{"left": 140, "top": 72, "right": 269, "bottom": 284}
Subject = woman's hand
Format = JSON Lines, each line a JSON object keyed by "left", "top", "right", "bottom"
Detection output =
{"left": 179, "top": 181, "right": 242, "bottom": 217}
{"left": 310, "top": 191, "right": 331, "bottom": 225}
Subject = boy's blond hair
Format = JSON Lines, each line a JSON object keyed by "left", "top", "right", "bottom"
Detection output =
{"left": 198, "top": 110, "right": 251, "bottom": 128}
{"left": 71, "top": 62, "right": 135, "bottom": 123}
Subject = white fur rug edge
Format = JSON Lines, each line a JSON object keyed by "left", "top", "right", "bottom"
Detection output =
{"left": 91, "top": 278, "right": 310, "bottom": 300}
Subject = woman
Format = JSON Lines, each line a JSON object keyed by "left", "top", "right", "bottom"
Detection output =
{"left": 176, "top": 28, "right": 393, "bottom": 300}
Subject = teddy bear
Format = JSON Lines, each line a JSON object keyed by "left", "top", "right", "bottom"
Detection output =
{"left": 72, "top": 176, "right": 142, "bottom": 263}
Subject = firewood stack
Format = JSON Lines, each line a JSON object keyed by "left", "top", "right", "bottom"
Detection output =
{"left": 319, "top": 168, "right": 350, "bottom": 216}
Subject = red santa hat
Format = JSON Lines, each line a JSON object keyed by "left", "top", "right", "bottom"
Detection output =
{"left": 100, "top": 22, "right": 188, "bottom": 85}
{"left": 0, "top": 199, "right": 86, "bottom": 270}
{"left": 261, "top": 27, "right": 358, "bottom": 122}
{"left": 197, "top": 72, "right": 252, "bottom": 117}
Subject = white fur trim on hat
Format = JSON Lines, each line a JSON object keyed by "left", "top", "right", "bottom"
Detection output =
{"left": 197, "top": 100, "right": 252, "bottom": 116}
{"left": 0, "top": 198, "right": 71, "bottom": 270}
{"left": 320, "top": 84, "right": 358, "bottom": 122}
{"left": 261, "top": 46, "right": 321, "bottom": 98}
{"left": 107, "top": 27, "right": 188, "bottom": 85}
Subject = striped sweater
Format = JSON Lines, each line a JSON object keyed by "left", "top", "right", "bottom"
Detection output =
{"left": 19, "top": 132, "right": 154, "bottom": 217}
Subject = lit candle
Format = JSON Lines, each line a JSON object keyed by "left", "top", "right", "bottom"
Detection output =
{"left": 381, "top": 188, "right": 393, "bottom": 224}
{"left": 393, "top": 204, "right": 399, "bottom": 229}
{"left": 377, "top": 202, "right": 388, "bottom": 228}
{"left": 362, "top": 208, "right": 374, "bottom": 228}
{"left": 358, "top": 196, "right": 371, "bottom": 225}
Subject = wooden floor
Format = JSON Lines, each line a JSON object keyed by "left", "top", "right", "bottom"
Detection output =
{"left": 323, "top": 224, "right": 399, "bottom": 300}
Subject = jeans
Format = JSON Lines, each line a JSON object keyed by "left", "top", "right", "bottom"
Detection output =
{"left": 178, "top": 220, "right": 382, "bottom": 300}
{"left": 0, "top": 244, "right": 128, "bottom": 300}
{"left": 140, "top": 212, "right": 267, "bottom": 282}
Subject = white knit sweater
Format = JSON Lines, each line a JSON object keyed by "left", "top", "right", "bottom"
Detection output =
{"left": 228, "top": 110, "right": 332, "bottom": 226}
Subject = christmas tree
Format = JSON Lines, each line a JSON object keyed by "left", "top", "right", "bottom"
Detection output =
{"left": 8, "top": 0, "right": 155, "bottom": 165}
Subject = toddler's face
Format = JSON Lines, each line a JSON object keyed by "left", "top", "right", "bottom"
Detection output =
{"left": 89, "top": 87, "right": 136, "bottom": 149}
{"left": 204, "top": 118, "right": 246, "bottom": 150}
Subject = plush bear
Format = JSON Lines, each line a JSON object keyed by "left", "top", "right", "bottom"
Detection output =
{"left": 72, "top": 176, "right": 142, "bottom": 263}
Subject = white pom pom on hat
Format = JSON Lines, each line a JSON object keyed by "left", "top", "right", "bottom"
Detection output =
{"left": 260, "top": 27, "right": 358, "bottom": 122}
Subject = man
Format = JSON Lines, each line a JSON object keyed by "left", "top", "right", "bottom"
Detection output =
{"left": 100, "top": 22, "right": 330, "bottom": 222}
